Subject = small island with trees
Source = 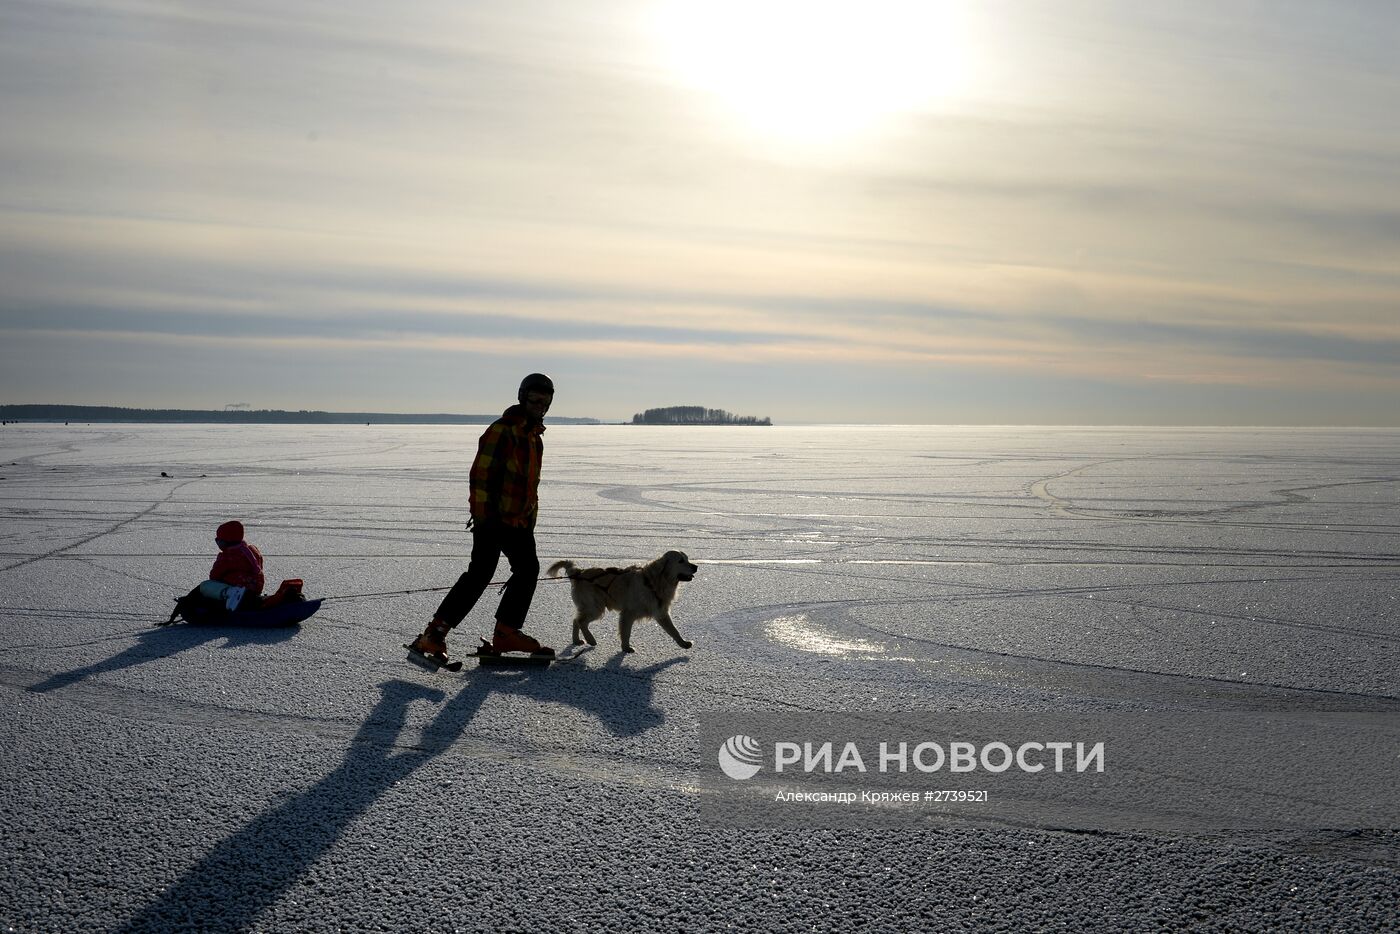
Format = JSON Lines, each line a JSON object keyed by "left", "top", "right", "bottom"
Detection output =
{"left": 631, "top": 406, "right": 771, "bottom": 426}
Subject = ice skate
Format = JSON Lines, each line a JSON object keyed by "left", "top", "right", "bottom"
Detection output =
{"left": 404, "top": 621, "right": 462, "bottom": 673}
{"left": 489, "top": 623, "right": 555, "bottom": 657}
{"left": 458, "top": 625, "right": 555, "bottom": 667}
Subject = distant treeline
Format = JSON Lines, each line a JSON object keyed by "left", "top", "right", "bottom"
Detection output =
{"left": 0, "top": 405, "right": 601, "bottom": 425}
{"left": 631, "top": 406, "right": 771, "bottom": 426}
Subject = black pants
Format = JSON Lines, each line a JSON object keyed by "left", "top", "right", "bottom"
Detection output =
{"left": 434, "top": 521, "right": 539, "bottom": 630}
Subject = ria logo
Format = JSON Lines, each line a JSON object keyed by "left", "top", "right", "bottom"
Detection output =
{"left": 718, "top": 734, "right": 763, "bottom": 780}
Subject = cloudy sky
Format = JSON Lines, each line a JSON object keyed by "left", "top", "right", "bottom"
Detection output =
{"left": 2, "top": 0, "right": 1398, "bottom": 424}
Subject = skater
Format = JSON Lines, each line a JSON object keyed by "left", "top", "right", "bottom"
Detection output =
{"left": 409, "top": 373, "right": 556, "bottom": 660}
{"left": 200, "top": 520, "right": 264, "bottom": 611}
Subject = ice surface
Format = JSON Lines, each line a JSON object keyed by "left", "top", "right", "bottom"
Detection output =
{"left": 2, "top": 423, "right": 1398, "bottom": 931}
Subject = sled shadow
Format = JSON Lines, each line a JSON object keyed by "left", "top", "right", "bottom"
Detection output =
{"left": 26, "top": 624, "right": 301, "bottom": 695}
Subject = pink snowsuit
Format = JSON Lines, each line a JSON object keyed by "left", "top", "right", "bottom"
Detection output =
{"left": 210, "top": 541, "right": 265, "bottom": 595}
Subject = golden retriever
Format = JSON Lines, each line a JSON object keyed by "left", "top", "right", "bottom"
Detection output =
{"left": 547, "top": 551, "right": 698, "bottom": 653}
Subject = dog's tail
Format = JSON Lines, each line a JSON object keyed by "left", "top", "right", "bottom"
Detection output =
{"left": 546, "top": 559, "right": 577, "bottom": 579}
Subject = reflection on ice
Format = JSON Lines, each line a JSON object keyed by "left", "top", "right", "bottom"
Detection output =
{"left": 765, "top": 614, "right": 884, "bottom": 657}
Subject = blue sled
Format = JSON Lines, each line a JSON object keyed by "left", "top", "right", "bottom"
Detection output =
{"left": 175, "top": 597, "right": 322, "bottom": 627}
{"left": 166, "top": 579, "right": 321, "bottom": 628}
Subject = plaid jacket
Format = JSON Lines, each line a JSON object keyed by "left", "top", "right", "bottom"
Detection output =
{"left": 470, "top": 405, "right": 545, "bottom": 528}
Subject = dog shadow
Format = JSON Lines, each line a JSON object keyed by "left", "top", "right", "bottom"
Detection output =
{"left": 26, "top": 623, "right": 300, "bottom": 695}
{"left": 459, "top": 646, "right": 688, "bottom": 738}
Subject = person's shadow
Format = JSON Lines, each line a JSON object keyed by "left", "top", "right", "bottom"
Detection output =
{"left": 27, "top": 624, "right": 301, "bottom": 695}
{"left": 112, "top": 650, "right": 688, "bottom": 932}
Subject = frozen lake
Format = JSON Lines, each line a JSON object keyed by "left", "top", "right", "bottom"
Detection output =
{"left": 2, "top": 423, "right": 1398, "bottom": 931}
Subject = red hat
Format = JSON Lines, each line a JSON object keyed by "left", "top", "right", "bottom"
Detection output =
{"left": 216, "top": 520, "right": 245, "bottom": 543}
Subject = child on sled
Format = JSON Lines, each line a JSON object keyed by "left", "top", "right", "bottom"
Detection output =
{"left": 200, "top": 520, "right": 265, "bottom": 611}
{"left": 161, "top": 520, "right": 308, "bottom": 627}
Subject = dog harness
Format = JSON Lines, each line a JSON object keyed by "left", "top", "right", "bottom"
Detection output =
{"left": 569, "top": 565, "right": 666, "bottom": 604}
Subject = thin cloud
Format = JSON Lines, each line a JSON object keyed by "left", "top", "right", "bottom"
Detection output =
{"left": 2, "top": 0, "right": 1398, "bottom": 422}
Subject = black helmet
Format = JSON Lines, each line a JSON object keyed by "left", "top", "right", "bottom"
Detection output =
{"left": 518, "top": 373, "right": 555, "bottom": 402}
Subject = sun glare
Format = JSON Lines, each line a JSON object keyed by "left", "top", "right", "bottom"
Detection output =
{"left": 652, "top": 0, "right": 967, "bottom": 144}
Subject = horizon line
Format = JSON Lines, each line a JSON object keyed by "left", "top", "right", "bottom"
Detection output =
{"left": 1, "top": 403, "right": 1396, "bottom": 430}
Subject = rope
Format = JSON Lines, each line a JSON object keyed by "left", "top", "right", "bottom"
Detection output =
{"left": 318, "top": 575, "right": 570, "bottom": 604}
{"left": 319, "top": 586, "right": 449, "bottom": 603}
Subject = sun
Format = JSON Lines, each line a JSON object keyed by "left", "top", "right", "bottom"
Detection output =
{"left": 651, "top": 0, "right": 968, "bottom": 144}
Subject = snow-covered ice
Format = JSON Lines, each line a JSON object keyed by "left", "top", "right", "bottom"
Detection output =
{"left": 2, "top": 423, "right": 1398, "bottom": 931}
